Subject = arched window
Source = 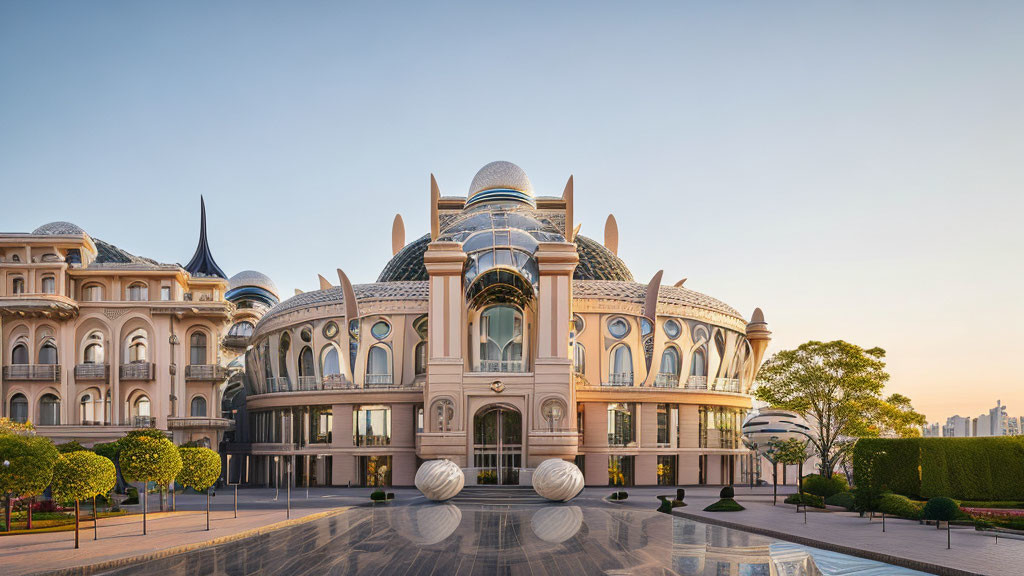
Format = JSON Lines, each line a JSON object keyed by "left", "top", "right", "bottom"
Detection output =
{"left": 433, "top": 398, "right": 454, "bottom": 432}
{"left": 608, "top": 344, "right": 633, "bottom": 385}
{"left": 414, "top": 341, "right": 427, "bottom": 376}
{"left": 189, "top": 332, "right": 208, "bottom": 365}
{"left": 298, "top": 346, "right": 315, "bottom": 377}
{"left": 127, "top": 282, "right": 148, "bottom": 301}
{"left": 11, "top": 343, "right": 29, "bottom": 364}
{"left": 656, "top": 347, "right": 680, "bottom": 387}
{"left": 228, "top": 321, "right": 254, "bottom": 338}
{"left": 127, "top": 330, "right": 148, "bottom": 363}
{"left": 690, "top": 348, "right": 707, "bottom": 377}
{"left": 133, "top": 395, "right": 151, "bottom": 417}
{"left": 10, "top": 394, "right": 28, "bottom": 423}
{"left": 277, "top": 332, "right": 291, "bottom": 385}
{"left": 366, "top": 344, "right": 392, "bottom": 386}
{"left": 190, "top": 396, "right": 207, "bottom": 417}
{"left": 82, "top": 283, "right": 104, "bottom": 301}
{"left": 84, "top": 332, "right": 104, "bottom": 364}
{"left": 573, "top": 342, "right": 586, "bottom": 375}
{"left": 80, "top": 393, "right": 95, "bottom": 424}
{"left": 41, "top": 276, "right": 56, "bottom": 294}
{"left": 39, "top": 394, "right": 60, "bottom": 426}
{"left": 38, "top": 341, "right": 57, "bottom": 365}
{"left": 479, "top": 305, "right": 524, "bottom": 372}
{"left": 11, "top": 277, "right": 25, "bottom": 294}
{"left": 321, "top": 345, "right": 341, "bottom": 381}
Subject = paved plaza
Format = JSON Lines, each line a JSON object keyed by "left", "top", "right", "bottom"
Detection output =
{"left": 0, "top": 486, "right": 1022, "bottom": 575}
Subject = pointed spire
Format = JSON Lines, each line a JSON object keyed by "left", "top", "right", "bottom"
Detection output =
{"left": 318, "top": 275, "right": 332, "bottom": 290}
{"left": 674, "top": 278, "right": 687, "bottom": 287}
{"left": 430, "top": 174, "right": 441, "bottom": 241}
{"left": 337, "top": 268, "right": 359, "bottom": 320}
{"left": 184, "top": 196, "right": 227, "bottom": 279}
{"left": 392, "top": 214, "right": 406, "bottom": 256}
{"left": 562, "top": 175, "right": 574, "bottom": 241}
{"left": 604, "top": 214, "right": 619, "bottom": 255}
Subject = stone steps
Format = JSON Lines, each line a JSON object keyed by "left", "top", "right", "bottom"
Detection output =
{"left": 451, "top": 486, "right": 548, "bottom": 505}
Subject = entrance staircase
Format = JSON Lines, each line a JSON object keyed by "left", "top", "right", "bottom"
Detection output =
{"left": 450, "top": 485, "right": 548, "bottom": 506}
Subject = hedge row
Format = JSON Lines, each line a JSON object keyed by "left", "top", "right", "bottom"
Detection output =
{"left": 852, "top": 437, "right": 1024, "bottom": 501}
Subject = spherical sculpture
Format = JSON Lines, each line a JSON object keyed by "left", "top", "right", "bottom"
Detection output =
{"left": 741, "top": 408, "right": 814, "bottom": 456}
{"left": 531, "top": 506, "right": 583, "bottom": 543}
{"left": 397, "top": 504, "right": 462, "bottom": 545}
{"left": 532, "top": 458, "right": 584, "bottom": 502}
{"left": 415, "top": 459, "right": 465, "bottom": 501}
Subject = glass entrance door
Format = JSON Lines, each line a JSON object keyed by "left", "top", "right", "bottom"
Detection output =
{"left": 473, "top": 406, "right": 522, "bottom": 485}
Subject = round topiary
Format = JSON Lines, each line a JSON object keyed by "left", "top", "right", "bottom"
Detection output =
{"left": 921, "top": 497, "right": 960, "bottom": 522}
{"left": 720, "top": 486, "right": 734, "bottom": 499}
{"left": 676, "top": 488, "right": 685, "bottom": 501}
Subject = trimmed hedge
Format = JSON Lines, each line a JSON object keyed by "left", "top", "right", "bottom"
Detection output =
{"left": 877, "top": 493, "right": 923, "bottom": 519}
{"left": 704, "top": 498, "right": 744, "bottom": 512}
{"left": 825, "top": 491, "right": 856, "bottom": 510}
{"left": 801, "top": 474, "right": 849, "bottom": 498}
{"left": 785, "top": 493, "right": 825, "bottom": 508}
{"left": 852, "top": 437, "right": 1024, "bottom": 501}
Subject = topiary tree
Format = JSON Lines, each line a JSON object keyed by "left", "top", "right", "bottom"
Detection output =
{"left": 51, "top": 451, "right": 115, "bottom": 548}
{"left": 922, "top": 497, "right": 960, "bottom": 524}
{"left": 176, "top": 447, "right": 222, "bottom": 530}
{"left": 767, "top": 437, "right": 810, "bottom": 504}
{"left": 0, "top": 432, "right": 58, "bottom": 531}
{"left": 120, "top": 435, "right": 181, "bottom": 535}
{"left": 720, "top": 486, "right": 735, "bottom": 499}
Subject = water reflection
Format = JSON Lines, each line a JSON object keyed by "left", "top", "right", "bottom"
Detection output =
{"left": 100, "top": 504, "right": 923, "bottom": 576}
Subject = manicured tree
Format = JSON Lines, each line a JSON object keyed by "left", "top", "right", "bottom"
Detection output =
{"left": 0, "top": 432, "right": 58, "bottom": 531}
{"left": 119, "top": 435, "right": 182, "bottom": 535}
{"left": 50, "top": 451, "right": 115, "bottom": 549}
{"left": 772, "top": 438, "right": 810, "bottom": 501}
{"left": 176, "top": 447, "right": 222, "bottom": 530}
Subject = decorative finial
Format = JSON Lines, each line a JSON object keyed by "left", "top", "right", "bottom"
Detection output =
{"left": 604, "top": 214, "right": 619, "bottom": 256}
{"left": 336, "top": 268, "right": 359, "bottom": 321}
{"left": 562, "top": 175, "right": 574, "bottom": 241}
{"left": 392, "top": 214, "right": 406, "bottom": 256}
{"left": 183, "top": 196, "right": 227, "bottom": 279}
{"left": 674, "top": 278, "right": 687, "bottom": 287}
{"left": 430, "top": 174, "right": 441, "bottom": 241}
{"left": 318, "top": 275, "right": 332, "bottom": 290}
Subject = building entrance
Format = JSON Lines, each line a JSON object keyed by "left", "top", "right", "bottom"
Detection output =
{"left": 473, "top": 405, "right": 522, "bottom": 485}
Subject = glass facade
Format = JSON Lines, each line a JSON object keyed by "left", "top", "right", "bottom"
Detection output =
{"left": 354, "top": 405, "right": 391, "bottom": 446}
{"left": 607, "top": 403, "right": 635, "bottom": 446}
{"left": 699, "top": 406, "right": 743, "bottom": 449}
{"left": 657, "top": 455, "right": 677, "bottom": 486}
{"left": 608, "top": 455, "right": 634, "bottom": 487}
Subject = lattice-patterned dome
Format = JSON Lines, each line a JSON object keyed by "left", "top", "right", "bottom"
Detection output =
{"left": 32, "top": 221, "right": 87, "bottom": 236}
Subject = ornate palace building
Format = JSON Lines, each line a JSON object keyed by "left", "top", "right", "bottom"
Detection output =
{"left": 2, "top": 161, "right": 772, "bottom": 488}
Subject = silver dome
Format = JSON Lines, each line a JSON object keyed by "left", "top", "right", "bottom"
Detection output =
{"left": 468, "top": 161, "right": 534, "bottom": 202}
{"left": 228, "top": 270, "right": 279, "bottom": 298}
{"left": 32, "top": 221, "right": 87, "bottom": 236}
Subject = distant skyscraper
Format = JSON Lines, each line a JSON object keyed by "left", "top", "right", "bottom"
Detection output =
{"left": 943, "top": 415, "right": 972, "bottom": 438}
{"left": 990, "top": 400, "right": 1009, "bottom": 436}
{"left": 922, "top": 422, "right": 941, "bottom": 437}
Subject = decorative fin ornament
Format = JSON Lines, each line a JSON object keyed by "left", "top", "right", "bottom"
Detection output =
{"left": 336, "top": 268, "right": 359, "bottom": 321}
{"left": 183, "top": 196, "right": 227, "bottom": 279}
{"left": 562, "top": 175, "right": 574, "bottom": 241}
{"left": 674, "top": 278, "right": 687, "bottom": 287}
{"left": 317, "top": 275, "right": 332, "bottom": 290}
{"left": 604, "top": 214, "right": 619, "bottom": 256}
{"left": 430, "top": 174, "right": 441, "bottom": 241}
{"left": 392, "top": 214, "right": 406, "bottom": 256}
{"left": 639, "top": 270, "right": 663, "bottom": 385}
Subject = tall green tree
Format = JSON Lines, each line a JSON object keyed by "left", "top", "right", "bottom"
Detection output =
{"left": 120, "top": 435, "right": 182, "bottom": 535}
{"left": 176, "top": 447, "right": 222, "bottom": 530}
{"left": 754, "top": 340, "right": 926, "bottom": 478}
{"left": 0, "top": 432, "right": 58, "bottom": 531}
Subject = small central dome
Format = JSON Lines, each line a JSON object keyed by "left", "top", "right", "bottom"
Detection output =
{"left": 467, "top": 161, "right": 535, "bottom": 207}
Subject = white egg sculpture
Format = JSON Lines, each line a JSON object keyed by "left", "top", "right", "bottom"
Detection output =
{"left": 532, "top": 458, "right": 584, "bottom": 502}
{"left": 531, "top": 506, "right": 583, "bottom": 544}
{"left": 396, "top": 504, "right": 463, "bottom": 545}
{"left": 415, "top": 459, "right": 465, "bottom": 501}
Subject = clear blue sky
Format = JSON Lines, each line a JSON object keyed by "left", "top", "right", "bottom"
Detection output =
{"left": 2, "top": 1, "right": 1022, "bottom": 420}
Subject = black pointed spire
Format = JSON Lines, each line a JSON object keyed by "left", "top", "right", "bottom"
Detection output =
{"left": 184, "top": 196, "right": 227, "bottom": 279}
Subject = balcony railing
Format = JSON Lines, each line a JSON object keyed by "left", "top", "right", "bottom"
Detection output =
{"left": 119, "top": 362, "right": 154, "bottom": 381}
{"left": 365, "top": 374, "right": 394, "bottom": 387}
{"left": 132, "top": 415, "right": 156, "bottom": 428}
{"left": 74, "top": 364, "right": 109, "bottom": 380}
{"left": 684, "top": 375, "right": 708, "bottom": 390}
{"left": 296, "top": 376, "right": 320, "bottom": 391}
{"left": 185, "top": 364, "right": 228, "bottom": 381}
{"left": 322, "top": 374, "right": 347, "bottom": 389}
{"left": 653, "top": 373, "right": 679, "bottom": 388}
{"left": 604, "top": 372, "right": 633, "bottom": 386}
{"left": 266, "top": 377, "right": 291, "bottom": 393}
{"left": 2, "top": 364, "right": 60, "bottom": 382}
{"left": 476, "top": 360, "right": 525, "bottom": 373}
{"left": 711, "top": 378, "right": 742, "bottom": 393}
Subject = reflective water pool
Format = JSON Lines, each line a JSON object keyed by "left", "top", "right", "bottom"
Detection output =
{"left": 101, "top": 504, "right": 927, "bottom": 575}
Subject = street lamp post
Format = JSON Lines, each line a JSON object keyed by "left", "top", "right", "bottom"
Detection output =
{"left": 286, "top": 458, "right": 291, "bottom": 519}
{"left": 2, "top": 460, "right": 10, "bottom": 533}
{"left": 273, "top": 456, "right": 280, "bottom": 501}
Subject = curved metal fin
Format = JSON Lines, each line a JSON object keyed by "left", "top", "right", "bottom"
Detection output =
{"left": 318, "top": 275, "right": 332, "bottom": 290}
{"left": 640, "top": 270, "right": 664, "bottom": 386}
{"left": 562, "top": 175, "right": 574, "bottom": 241}
{"left": 337, "top": 268, "right": 359, "bottom": 320}
{"left": 294, "top": 288, "right": 303, "bottom": 296}
{"left": 604, "top": 214, "right": 619, "bottom": 256}
{"left": 430, "top": 174, "right": 441, "bottom": 241}
{"left": 674, "top": 278, "right": 687, "bottom": 288}
{"left": 392, "top": 214, "right": 406, "bottom": 256}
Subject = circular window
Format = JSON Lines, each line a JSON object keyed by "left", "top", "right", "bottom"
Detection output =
{"left": 664, "top": 319, "right": 681, "bottom": 339}
{"left": 371, "top": 320, "right": 391, "bottom": 339}
{"left": 300, "top": 327, "right": 312, "bottom": 342}
{"left": 571, "top": 314, "right": 585, "bottom": 336}
{"left": 541, "top": 398, "right": 565, "bottom": 424}
{"left": 323, "top": 321, "right": 339, "bottom": 339}
{"left": 608, "top": 317, "right": 630, "bottom": 339}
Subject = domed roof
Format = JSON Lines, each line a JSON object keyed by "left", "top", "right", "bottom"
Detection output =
{"left": 467, "top": 161, "right": 535, "bottom": 207}
{"left": 228, "top": 270, "right": 279, "bottom": 298}
{"left": 32, "top": 221, "right": 87, "bottom": 236}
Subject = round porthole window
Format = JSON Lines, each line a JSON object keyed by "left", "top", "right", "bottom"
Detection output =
{"left": 571, "top": 314, "right": 585, "bottom": 335}
{"left": 608, "top": 317, "right": 630, "bottom": 339}
{"left": 300, "top": 327, "right": 312, "bottom": 342}
{"left": 664, "top": 319, "right": 681, "bottom": 339}
{"left": 323, "top": 321, "right": 339, "bottom": 339}
{"left": 371, "top": 320, "right": 391, "bottom": 339}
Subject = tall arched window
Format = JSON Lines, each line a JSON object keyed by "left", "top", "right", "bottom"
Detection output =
{"left": 190, "top": 396, "right": 207, "bottom": 417}
{"left": 657, "top": 347, "right": 680, "bottom": 387}
{"left": 80, "top": 393, "right": 95, "bottom": 424}
{"left": 278, "top": 332, "right": 291, "bottom": 383}
{"left": 127, "top": 330, "right": 148, "bottom": 363}
{"left": 41, "top": 276, "right": 56, "bottom": 294}
{"left": 189, "top": 332, "right": 208, "bottom": 365}
{"left": 84, "top": 332, "right": 104, "bottom": 364}
{"left": 132, "top": 395, "right": 151, "bottom": 423}
{"left": 11, "top": 343, "right": 29, "bottom": 364}
{"left": 414, "top": 341, "right": 427, "bottom": 376}
{"left": 321, "top": 345, "right": 341, "bottom": 384}
{"left": 39, "top": 394, "right": 60, "bottom": 426}
{"left": 479, "top": 305, "right": 524, "bottom": 372}
{"left": 608, "top": 343, "right": 633, "bottom": 385}
{"left": 126, "top": 282, "right": 148, "bottom": 301}
{"left": 573, "top": 342, "right": 586, "bottom": 375}
{"left": 690, "top": 348, "right": 707, "bottom": 378}
{"left": 11, "top": 277, "right": 25, "bottom": 294}
{"left": 298, "top": 346, "right": 315, "bottom": 377}
{"left": 38, "top": 341, "right": 57, "bottom": 365}
{"left": 10, "top": 394, "right": 28, "bottom": 423}
{"left": 366, "top": 345, "right": 392, "bottom": 386}
{"left": 433, "top": 398, "right": 454, "bottom": 432}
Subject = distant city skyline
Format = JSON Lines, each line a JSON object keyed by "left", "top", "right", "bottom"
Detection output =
{"left": 2, "top": 2, "right": 1022, "bottom": 420}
